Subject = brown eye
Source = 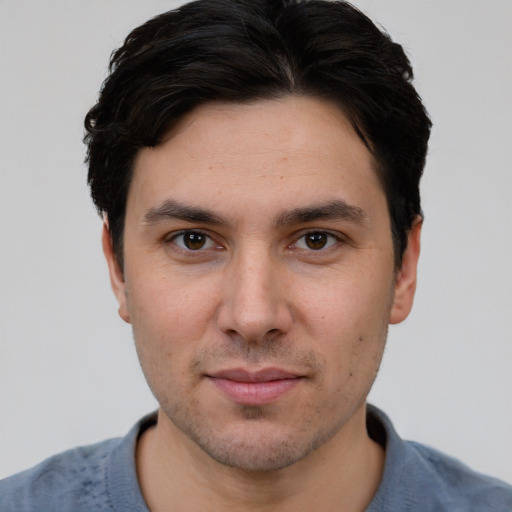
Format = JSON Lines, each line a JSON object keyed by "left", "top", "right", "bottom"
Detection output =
{"left": 183, "top": 232, "right": 206, "bottom": 250}
{"left": 294, "top": 231, "right": 339, "bottom": 251}
{"left": 305, "top": 232, "right": 328, "bottom": 250}
{"left": 172, "top": 231, "right": 215, "bottom": 251}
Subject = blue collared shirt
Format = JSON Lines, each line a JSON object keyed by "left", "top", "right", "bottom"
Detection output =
{"left": 1, "top": 406, "right": 511, "bottom": 511}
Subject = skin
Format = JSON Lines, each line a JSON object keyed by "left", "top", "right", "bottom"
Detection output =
{"left": 103, "top": 95, "right": 421, "bottom": 511}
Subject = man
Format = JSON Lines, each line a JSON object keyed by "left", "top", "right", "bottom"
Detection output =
{"left": 1, "top": 0, "right": 511, "bottom": 510}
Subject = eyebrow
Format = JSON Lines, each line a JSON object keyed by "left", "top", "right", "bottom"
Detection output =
{"left": 143, "top": 198, "right": 366, "bottom": 228}
{"left": 274, "top": 200, "right": 367, "bottom": 226}
{"left": 143, "top": 199, "right": 229, "bottom": 227}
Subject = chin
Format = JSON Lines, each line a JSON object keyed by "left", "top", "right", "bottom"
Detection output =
{"left": 173, "top": 406, "right": 347, "bottom": 473}
{"left": 194, "top": 430, "right": 315, "bottom": 472}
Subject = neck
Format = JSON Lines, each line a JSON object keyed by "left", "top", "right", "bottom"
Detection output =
{"left": 136, "top": 404, "right": 385, "bottom": 512}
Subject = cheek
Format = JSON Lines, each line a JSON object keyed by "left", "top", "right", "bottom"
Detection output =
{"left": 128, "top": 268, "right": 218, "bottom": 334}
{"left": 302, "top": 269, "right": 394, "bottom": 336}
{"left": 299, "top": 273, "right": 391, "bottom": 384}
{"left": 125, "top": 272, "right": 220, "bottom": 383}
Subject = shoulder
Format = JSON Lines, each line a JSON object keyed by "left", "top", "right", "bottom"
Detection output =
{"left": 0, "top": 437, "right": 120, "bottom": 512}
{"left": 367, "top": 405, "right": 512, "bottom": 512}
{"left": 0, "top": 413, "right": 156, "bottom": 512}
{"left": 405, "top": 440, "right": 512, "bottom": 511}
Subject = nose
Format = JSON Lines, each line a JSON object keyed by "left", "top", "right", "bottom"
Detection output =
{"left": 216, "top": 247, "right": 293, "bottom": 344}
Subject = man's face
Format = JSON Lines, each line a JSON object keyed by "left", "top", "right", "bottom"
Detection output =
{"left": 105, "top": 96, "right": 418, "bottom": 471}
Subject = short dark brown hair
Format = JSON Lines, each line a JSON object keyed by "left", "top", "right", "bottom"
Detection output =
{"left": 85, "top": 0, "right": 431, "bottom": 268}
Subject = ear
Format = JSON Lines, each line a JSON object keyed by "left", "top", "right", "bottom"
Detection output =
{"left": 389, "top": 217, "right": 422, "bottom": 325}
{"left": 102, "top": 221, "right": 131, "bottom": 323}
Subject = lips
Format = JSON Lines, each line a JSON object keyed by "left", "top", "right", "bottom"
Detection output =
{"left": 206, "top": 368, "right": 304, "bottom": 405}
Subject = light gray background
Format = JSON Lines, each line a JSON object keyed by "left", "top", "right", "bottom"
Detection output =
{"left": 1, "top": 0, "right": 511, "bottom": 482}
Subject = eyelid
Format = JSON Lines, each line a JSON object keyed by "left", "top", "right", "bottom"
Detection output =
{"left": 166, "top": 229, "right": 221, "bottom": 251}
{"left": 290, "top": 229, "right": 345, "bottom": 251}
{"left": 163, "top": 227, "right": 348, "bottom": 254}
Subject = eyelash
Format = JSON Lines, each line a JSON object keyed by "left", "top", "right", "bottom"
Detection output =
{"left": 290, "top": 230, "right": 342, "bottom": 252}
{"left": 165, "top": 229, "right": 344, "bottom": 254}
{"left": 167, "top": 230, "right": 221, "bottom": 252}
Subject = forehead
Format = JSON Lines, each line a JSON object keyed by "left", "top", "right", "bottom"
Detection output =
{"left": 128, "top": 95, "right": 385, "bottom": 222}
